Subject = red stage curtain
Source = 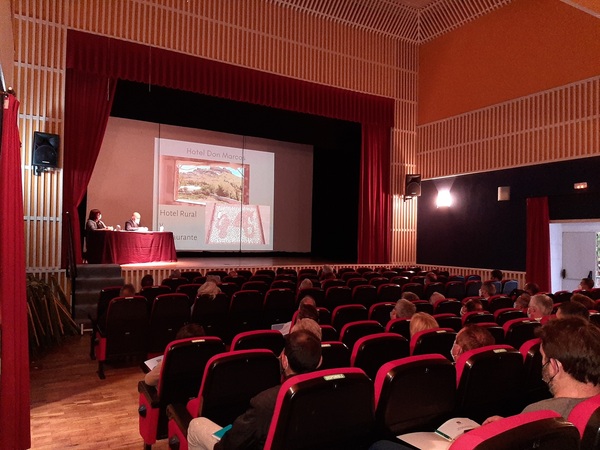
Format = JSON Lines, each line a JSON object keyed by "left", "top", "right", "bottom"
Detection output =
{"left": 0, "top": 94, "right": 30, "bottom": 449}
{"left": 65, "top": 30, "right": 394, "bottom": 263}
{"left": 359, "top": 124, "right": 391, "bottom": 263}
{"left": 526, "top": 196, "right": 550, "bottom": 291}
{"left": 62, "top": 70, "right": 116, "bottom": 265}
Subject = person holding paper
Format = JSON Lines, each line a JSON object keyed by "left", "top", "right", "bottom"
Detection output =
{"left": 187, "top": 330, "right": 322, "bottom": 450}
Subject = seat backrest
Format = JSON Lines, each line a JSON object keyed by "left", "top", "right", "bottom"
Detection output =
{"left": 190, "top": 293, "right": 230, "bottom": 339}
{"left": 434, "top": 314, "right": 462, "bottom": 332}
{"left": 332, "top": 304, "right": 369, "bottom": 332}
{"left": 320, "top": 324, "right": 338, "bottom": 342}
{"left": 462, "top": 311, "right": 495, "bottom": 326}
{"left": 503, "top": 318, "right": 542, "bottom": 349}
{"left": 160, "top": 277, "right": 189, "bottom": 292}
{"left": 413, "top": 300, "right": 434, "bottom": 314}
{"left": 351, "top": 332, "right": 409, "bottom": 380}
{"left": 454, "top": 344, "right": 523, "bottom": 423}
{"left": 297, "top": 287, "right": 325, "bottom": 306}
{"left": 402, "top": 282, "right": 424, "bottom": 299}
{"left": 374, "top": 354, "right": 456, "bottom": 436}
{"left": 473, "top": 322, "right": 505, "bottom": 345}
{"left": 241, "top": 280, "right": 269, "bottom": 295}
{"left": 97, "top": 286, "right": 123, "bottom": 320}
{"left": 324, "top": 286, "right": 353, "bottom": 311}
{"left": 319, "top": 341, "right": 351, "bottom": 369}
{"left": 434, "top": 300, "right": 462, "bottom": 316}
{"left": 180, "top": 271, "right": 202, "bottom": 282}
{"left": 194, "top": 349, "right": 281, "bottom": 426}
{"left": 465, "top": 280, "right": 483, "bottom": 297}
{"left": 218, "top": 282, "right": 240, "bottom": 298}
{"left": 322, "top": 278, "right": 346, "bottom": 291}
{"left": 449, "top": 410, "right": 580, "bottom": 450}
{"left": 157, "top": 337, "right": 226, "bottom": 407}
{"left": 270, "top": 279, "right": 296, "bottom": 291}
{"left": 230, "top": 329, "right": 285, "bottom": 355}
{"left": 339, "top": 320, "right": 384, "bottom": 351}
{"left": 369, "top": 302, "right": 396, "bottom": 327}
{"left": 148, "top": 293, "right": 192, "bottom": 354}
{"left": 567, "top": 393, "right": 600, "bottom": 450}
{"left": 502, "top": 280, "right": 518, "bottom": 295}
{"left": 385, "top": 318, "right": 411, "bottom": 340}
{"left": 494, "top": 307, "right": 527, "bottom": 325}
{"left": 519, "top": 338, "right": 551, "bottom": 407}
{"left": 104, "top": 296, "right": 149, "bottom": 358}
{"left": 140, "top": 285, "right": 171, "bottom": 306}
{"left": 445, "top": 281, "right": 466, "bottom": 301}
{"left": 263, "top": 288, "right": 295, "bottom": 326}
{"left": 351, "top": 284, "right": 378, "bottom": 308}
{"left": 377, "top": 283, "right": 402, "bottom": 302}
{"left": 228, "top": 290, "right": 265, "bottom": 339}
{"left": 410, "top": 328, "right": 456, "bottom": 360}
{"left": 223, "top": 275, "right": 247, "bottom": 287}
{"left": 424, "top": 282, "right": 446, "bottom": 299}
{"left": 175, "top": 283, "right": 202, "bottom": 306}
{"left": 264, "top": 368, "right": 375, "bottom": 450}
{"left": 487, "top": 295, "right": 514, "bottom": 313}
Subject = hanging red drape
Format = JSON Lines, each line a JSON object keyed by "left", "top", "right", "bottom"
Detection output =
{"left": 526, "top": 196, "right": 551, "bottom": 292}
{"left": 0, "top": 94, "right": 30, "bottom": 449}
{"left": 65, "top": 30, "right": 394, "bottom": 263}
{"left": 62, "top": 70, "right": 116, "bottom": 265}
{"left": 359, "top": 124, "right": 391, "bottom": 263}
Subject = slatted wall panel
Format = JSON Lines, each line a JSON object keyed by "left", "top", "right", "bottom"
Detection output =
{"left": 418, "top": 0, "right": 513, "bottom": 43}
{"left": 418, "top": 265, "right": 526, "bottom": 287}
{"left": 13, "top": 0, "right": 418, "bottom": 293}
{"left": 417, "top": 76, "right": 600, "bottom": 179}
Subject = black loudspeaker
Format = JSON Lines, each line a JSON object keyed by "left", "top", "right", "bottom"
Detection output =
{"left": 405, "top": 174, "right": 421, "bottom": 198}
{"left": 32, "top": 131, "right": 59, "bottom": 175}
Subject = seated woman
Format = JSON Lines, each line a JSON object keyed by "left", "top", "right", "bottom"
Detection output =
{"left": 86, "top": 209, "right": 112, "bottom": 231}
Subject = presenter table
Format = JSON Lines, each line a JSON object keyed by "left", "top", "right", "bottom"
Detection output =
{"left": 86, "top": 231, "right": 177, "bottom": 264}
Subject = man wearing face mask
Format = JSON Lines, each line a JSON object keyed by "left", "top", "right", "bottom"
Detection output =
{"left": 125, "top": 211, "right": 142, "bottom": 231}
{"left": 484, "top": 317, "right": 600, "bottom": 424}
{"left": 450, "top": 324, "right": 495, "bottom": 362}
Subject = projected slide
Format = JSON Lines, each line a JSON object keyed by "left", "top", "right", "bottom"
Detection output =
{"left": 154, "top": 138, "right": 274, "bottom": 251}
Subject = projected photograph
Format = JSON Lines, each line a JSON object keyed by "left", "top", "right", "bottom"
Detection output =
{"left": 175, "top": 159, "right": 248, "bottom": 205}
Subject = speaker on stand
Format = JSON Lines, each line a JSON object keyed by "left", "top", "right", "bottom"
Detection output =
{"left": 32, "top": 131, "right": 59, "bottom": 175}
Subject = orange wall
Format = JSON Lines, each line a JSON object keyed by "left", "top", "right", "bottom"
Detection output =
{"left": 419, "top": 0, "right": 600, "bottom": 124}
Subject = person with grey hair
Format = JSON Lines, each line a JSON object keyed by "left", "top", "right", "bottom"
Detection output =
{"left": 390, "top": 299, "right": 416, "bottom": 321}
{"left": 527, "top": 293, "right": 553, "bottom": 321}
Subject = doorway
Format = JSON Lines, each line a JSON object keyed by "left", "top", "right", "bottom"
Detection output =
{"left": 550, "top": 221, "right": 600, "bottom": 293}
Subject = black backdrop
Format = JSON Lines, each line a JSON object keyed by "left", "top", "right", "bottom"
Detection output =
{"left": 106, "top": 80, "right": 362, "bottom": 262}
{"left": 417, "top": 156, "right": 600, "bottom": 271}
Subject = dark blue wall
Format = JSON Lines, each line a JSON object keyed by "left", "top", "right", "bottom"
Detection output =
{"left": 417, "top": 156, "right": 600, "bottom": 271}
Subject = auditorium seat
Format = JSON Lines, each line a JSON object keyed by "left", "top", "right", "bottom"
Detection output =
{"left": 230, "top": 329, "right": 285, "bottom": 355}
{"left": 410, "top": 328, "right": 456, "bottom": 361}
{"left": 175, "top": 283, "right": 201, "bottom": 306}
{"left": 377, "top": 283, "right": 402, "bottom": 303}
{"left": 297, "top": 286, "right": 324, "bottom": 307}
{"left": 352, "top": 284, "right": 378, "bottom": 307}
{"left": 180, "top": 271, "right": 202, "bottom": 283}
{"left": 319, "top": 341, "right": 351, "bottom": 370}
{"left": 445, "top": 281, "right": 466, "bottom": 301}
{"left": 402, "top": 282, "right": 424, "bottom": 299}
{"left": 473, "top": 322, "right": 505, "bottom": 345}
{"left": 448, "top": 410, "right": 579, "bottom": 450}
{"left": 412, "top": 300, "right": 434, "bottom": 314}
{"left": 433, "top": 314, "right": 462, "bottom": 332}
{"left": 567, "top": 393, "right": 600, "bottom": 450}
{"left": 269, "top": 279, "right": 296, "bottom": 291}
{"left": 138, "top": 336, "right": 225, "bottom": 448}
{"left": 487, "top": 295, "right": 514, "bottom": 313}
{"left": 331, "top": 304, "right": 368, "bottom": 333}
{"left": 494, "top": 307, "right": 527, "bottom": 326}
{"left": 94, "top": 295, "right": 148, "bottom": 379}
{"left": 263, "top": 368, "right": 375, "bottom": 450}
{"left": 386, "top": 318, "right": 411, "bottom": 340}
{"left": 217, "top": 281, "right": 240, "bottom": 299}
{"left": 241, "top": 280, "right": 269, "bottom": 297}
{"left": 320, "top": 325, "right": 338, "bottom": 342}
{"left": 454, "top": 344, "right": 523, "bottom": 423}
{"left": 374, "top": 354, "right": 455, "bottom": 438}
{"left": 139, "top": 285, "right": 171, "bottom": 309}
{"left": 262, "top": 288, "right": 295, "bottom": 327}
{"left": 89, "top": 285, "right": 122, "bottom": 359}
{"left": 423, "top": 282, "right": 445, "bottom": 299}
{"left": 433, "top": 299, "right": 462, "bottom": 316}
{"left": 190, "top": 293, "right": 229, "bottom": 340}
{"left": 227, "top": 289, "right": 264, "bottom": 340}
{"left": 346, "top": 277, "right": 369, "bottom": 290}
{"left": 503, "top": 318, "right": 542, "bottom": 350}
{"left": 553, "top": 290, "right": 572, "bottom": 304}
{"left": 339, "top": 320, "right": 384, "bottom": 352}
{"left": 167, "top": 349, "right": 280, "bottom": 450}
{"left": 147, "top": 293, "right": 191, "bottom": 356}
{"left": 465, "top": 280, "right": 482, "bottom": 297}
{"left": 321, "top": 278, "right": 346, "bottom": 291}
{"left": 323, "top": 285, "right": 353, "bottom": 313}
{"left": 160, "top": 277, "right": 189, "bottom": 292}
{"left": 461, "top": 311, "right": 494, "bottom": 326}
{"left": 390, "top": 276, "right": 410, "bottom": 287}
{"left": 254, "top": 268, "right": 276, "bottom": 279}
{"left": 502, "top": 279, "right": 518, "bottom": 295}
{"left": 351, "top": 332, "right": 409, "bottom": 380}
{"left": 369, "top": 302, "right": 396, "bottom": 327}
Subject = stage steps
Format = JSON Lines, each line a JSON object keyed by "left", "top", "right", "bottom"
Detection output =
{"left": 74, "top": 264, "right": 124, "bottom": 329}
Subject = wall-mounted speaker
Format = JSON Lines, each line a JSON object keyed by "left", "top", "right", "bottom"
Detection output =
{"left": 32, "top": 131, "right": 59, "bottom": 175}
{"left": 405, "top": 174, "right": 421, "bottom": 198}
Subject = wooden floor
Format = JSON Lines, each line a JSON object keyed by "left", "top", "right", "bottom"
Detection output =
{"left": 30, "top": 335, "right": 167, "bottom": 450}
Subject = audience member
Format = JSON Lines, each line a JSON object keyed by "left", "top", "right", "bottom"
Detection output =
{"left": 579, "top": 277, "right": 595, "bottom": 291}
{"left": 279, "top": 296, "right": 317, "bottom": 335}
{"left": 484, "top": 317, "right": 600, "bottom": 423}
{"left": 390, "top": 299, "right": 416, "bottom": 321}
{"left": 524, "top": 282, "right": 540, "bottom": 295}
{"left": 187, "top": 330, "right": 322, "bottom": 450}
{"left": 120, "top": 283, "right": 136, "bottom": 297}
{"left": 571, "top": 293, "right": 595, "bottom": 310}
{"left": 401, "top": 292, "right": 420, "bottom": 302}
{"left": 460, "top": 298, "right": 483, "bottom": 316}
{"left": 490, "top": 269, "right": 503, "bottom": 282}
{"left": 429, "top": 291, "right": 445, "bottom": 306}
{"left": 206, "top": 274, "right": 222, "bottom": 284}
{"left": 424, "top": 271, "right": 437, "bottom": 285}
{"left": 479, "top": 281, "right": 496, "bottom": 299}
{"left": 319, "top": 264, "right": 334, "bottom": 281}
{"left": 125, "top": 211, "right": 144, "bottom": 231}
{"left": 409, "top": 312, "right": 438, "bottom": 338}
{"left": 514, "top": 292, "right": 530, "bottom": 312}
{"left": 451, "top": 324, "right": 495, "bottom": 362}
{"left": 140, "top": 274, "right": 154, "bottom": 289}
{"left": 291, "top": 317, "right": 322, "bottom": 340}
{"left": 556, "top": 301, "right": 590, "bottom": 320}
{"left": 144, "top": 323, "right": 206, "bottom": 386}
{"left": 169, "top": 269, "right": 182, "bottom": 278}
{"left": 298, "top": 278, "right": 313, "bottom": 291}
{"left": 197, "top": 281, "right": 221, "bottom": 299}
{"left": 527, "top": 294, "right": 553, "bottom": 321}
{"left": 86, "top": 209, "right": 111, "bottom": 231}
